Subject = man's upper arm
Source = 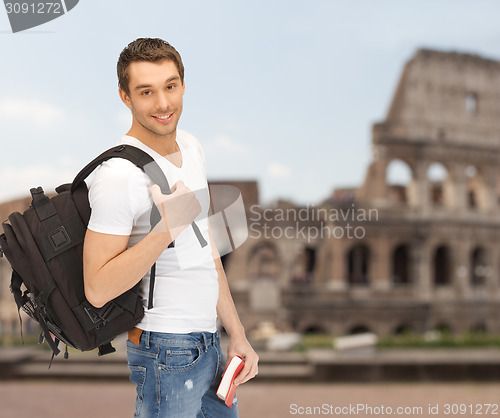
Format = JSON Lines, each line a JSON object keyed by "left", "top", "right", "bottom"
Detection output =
{"left": 82, "top": 230, "right": 130, "bottom": 306}
{"left": 83, "top": 159, "right": 143, "bottom": 303}
{"left": 87, "top": 159, "right": 149, "bottom": 236}
{"left": 83, "top": 230, "right": 129, "bottom": 273}
{"left": 84, "top": 159, "right": 146, "bottom": 265}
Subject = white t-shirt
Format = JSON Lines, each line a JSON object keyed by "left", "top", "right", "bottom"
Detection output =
{"left": 87, "top": 130, "right": 218, "bottom": 333}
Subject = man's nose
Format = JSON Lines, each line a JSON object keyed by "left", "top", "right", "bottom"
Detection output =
{"left": 155, "top": 91, "right": 170, "bottom": 110}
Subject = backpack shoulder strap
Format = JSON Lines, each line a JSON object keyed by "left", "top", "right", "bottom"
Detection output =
{"left": 71, "top": 145, "right": 207, "bottom": 251}
{"left": 72, "top": 144, "right": 208, "bottom": 310}
{"left": 71, "top": 145, "right": 171, "bottom": 195}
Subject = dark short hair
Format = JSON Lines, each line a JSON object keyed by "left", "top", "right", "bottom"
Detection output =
{"left": 117, "top": 38, "right": 184, "bottom": 95}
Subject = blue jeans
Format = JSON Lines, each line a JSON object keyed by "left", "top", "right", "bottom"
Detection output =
{"left": 126, "top": 330, "right": 239, "bottom": 418}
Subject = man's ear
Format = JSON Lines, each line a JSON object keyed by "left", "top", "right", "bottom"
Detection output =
{"left": 119, "top": 87, "right": 132, "bottom": 110}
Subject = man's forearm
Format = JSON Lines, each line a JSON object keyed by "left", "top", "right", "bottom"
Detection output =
{"left": 208, "top": 221, "right": 259, "bottom": 384}
{"left": 215, "top": 256, "right": 245, "bottom": 338}
{"left": 84, "top": 181, "right": 201, "bottom": 308}
{"left": 83, "top": 229, "right": 173, "bottom": 308}
{"left": 206, "top": 225, "right": 245, "bottom": 337}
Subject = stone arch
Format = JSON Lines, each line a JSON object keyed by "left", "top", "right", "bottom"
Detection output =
{"left": 348, "top": 324, "right": 372, "bottom": 334}
{"left": 465, "top": 165, "right": 490, "bottom": 211}
{"left": 470, "top": 246, "right": 488, "bottom": 286}
{"left": 427, "top": 161, "right": 449, "bottom": 207}
{"left": 433, "top": 244, "right": 451, "bottom": 285}
{"left": 291, "top": 246, "right": 316, "bottom": 284}
{"left": 302, "top": 324, "right": 328, "bottom": 335}
{"left": 433, "top": 322, "right": 452, "bottom": 334}
{"left": 469, "top": 322, "right": 487, "bottom": 334}
{"left": 385, "top": 158, "right": 413, "bottom": 205}
{"left": 392, "top": 243, "right": 411, "bottom": 284}
{"left": 347, "top": 243, "right": 370, "bottom": 285}
{"left": 246, "top": 241, "right": 281, "bottom": 279}
{"left": 465, "top": 92, "right": 478, "bottom": 114}
{"left": 394, "top": 323, "right": 413, "bottom": 335}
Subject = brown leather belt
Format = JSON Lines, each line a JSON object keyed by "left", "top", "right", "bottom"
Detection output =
{"left": 128, "top": 327, "right": 143, "bottom": 346}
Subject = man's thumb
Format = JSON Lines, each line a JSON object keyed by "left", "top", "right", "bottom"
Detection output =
{"left": 150, "top": 184, "right": 163, "bottom": 201}
{"left": 171, "top": 180, "right": 184, "bottom": 193}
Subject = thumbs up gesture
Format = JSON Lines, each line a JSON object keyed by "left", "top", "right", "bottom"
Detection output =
{"left": 150, "top": 180, "right": 202, "bottom": 240}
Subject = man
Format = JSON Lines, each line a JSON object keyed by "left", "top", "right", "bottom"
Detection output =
{"left": 83, "top": 38, "right": 258, "bottom": 417}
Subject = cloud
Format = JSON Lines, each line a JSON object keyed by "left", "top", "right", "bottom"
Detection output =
{"left": 0, "top": 160, "right": 79, "bottom": 203}
{"left": 267, "top": 162, "right": 292, "bottom": 178}
{"left": 207, "top": 135, "right": 252, "bottom": 155}
{"left": 0, "top": 98, "right": 65, "bottom": 129}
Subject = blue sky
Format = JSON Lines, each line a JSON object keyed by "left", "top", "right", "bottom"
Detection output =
{"left": 0, "top": 0, "right": 498, "bottom": 207}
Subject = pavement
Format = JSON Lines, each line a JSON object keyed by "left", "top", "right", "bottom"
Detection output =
{"left": 2, "top": 338, "right": 500, "bottom": 417}
{"left": 1, "top": 381, "right": 500, "bottom": 417}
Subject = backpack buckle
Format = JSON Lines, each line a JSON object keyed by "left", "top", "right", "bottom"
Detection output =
{"left": 48, "top": 226, "right": 71, "bottom": 252}
{"left": 98, "top": 342, "right": 116, "bottom": 356}
{"left": 30, "top": 186, "right": 44, "bottom": 196}
{"left": 38, "top": 304, "right": 49, "bottom": 321}
{"left": 84, "top": 306, "right": 105, "bottom": 325}
{"left": 84, "top": 304, "right": 113, "bottom": 325}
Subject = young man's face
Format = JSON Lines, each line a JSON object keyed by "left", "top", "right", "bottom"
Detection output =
{"left": 120, "top": 59, "right": 185, "bottom": 141}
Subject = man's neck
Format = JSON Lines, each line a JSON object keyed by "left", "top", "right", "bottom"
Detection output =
{"left": 126, "top": 128, "right": 178, "bottom": 156}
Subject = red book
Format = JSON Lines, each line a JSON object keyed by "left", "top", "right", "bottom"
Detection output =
{"left": 216, "top": 355, "right": 244, "bottom": 408}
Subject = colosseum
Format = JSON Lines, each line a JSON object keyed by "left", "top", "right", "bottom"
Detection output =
{"left": 1, "top": 48, "right": 500, "bottom": 340}
{"left": 225, "top": 48, "right": 500, "bottom": 337}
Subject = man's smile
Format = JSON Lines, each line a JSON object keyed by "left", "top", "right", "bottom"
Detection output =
{"left": 152, "top": 113, "right": 173, "bottom": 123}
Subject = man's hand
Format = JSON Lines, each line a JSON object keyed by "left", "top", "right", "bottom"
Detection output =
{"left": 150, "top": 180, "right": 202, "bottom": 240}
{"left": 227, "top": 334, "right": 259, "bottom": 386}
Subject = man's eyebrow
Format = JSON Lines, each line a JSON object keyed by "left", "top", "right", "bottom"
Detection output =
{"left": 134, "top": 76, "right": 180, "bottom": 90}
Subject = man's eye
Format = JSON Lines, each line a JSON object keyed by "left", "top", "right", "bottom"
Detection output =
{"left": 166, "top": 85, "right": 174, "bottom": 91}
{"left": 142, "top": 91, "right": 152, "bottom": 95}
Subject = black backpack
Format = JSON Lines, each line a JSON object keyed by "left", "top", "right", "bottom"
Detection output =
{"left": 0, "top": 144, "right": 207, "bottom": 360}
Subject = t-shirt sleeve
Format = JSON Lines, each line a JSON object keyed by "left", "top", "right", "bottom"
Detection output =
{"left": 87, "top": 159, "right": 150, "bottom": 236}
